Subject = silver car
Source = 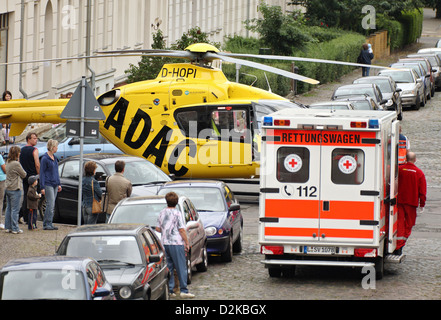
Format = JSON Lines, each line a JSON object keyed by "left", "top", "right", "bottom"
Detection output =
{"left": 378, "top": 69, "right": 424, "bottom": 110}
{"left": 308, "top": 101, "right": 356, "bottom": 111}
{"left": 108, "top": 195, "right": 208, "bottom": 283}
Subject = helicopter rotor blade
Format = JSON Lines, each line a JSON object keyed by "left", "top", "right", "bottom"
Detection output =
{"left": 217, "top": 52, "right": 389, "bottom": 70}
{"left": 206, "top": 52, "right": 320, "bottom": 85}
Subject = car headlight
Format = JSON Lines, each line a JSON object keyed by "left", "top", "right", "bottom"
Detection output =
{"left": 402, "top": 90, "right": 415, "bottom": 95}
{"left": 205, "top": 227, "right": 217, "bottom": 236}
{"left": 119, "top": 286, "right": 132, "bottom": 299}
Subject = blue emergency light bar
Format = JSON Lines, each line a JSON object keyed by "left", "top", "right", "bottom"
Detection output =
{"left": 263, "top": 117, "right": 273, "bottom": 126}
{"left": 368, "top": 119, "right": 379, "bottom": 129}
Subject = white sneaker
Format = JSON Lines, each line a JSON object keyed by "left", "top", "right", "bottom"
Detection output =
{"left": 180, "top": 292, "right": 195, "bottom": 299}
{"left": 12, "top": 229, "right": 23, "bottom": 234}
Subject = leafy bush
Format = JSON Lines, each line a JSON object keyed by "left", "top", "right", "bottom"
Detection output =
{"left": 398, "top": 8, "right": 423, "bottom": 45}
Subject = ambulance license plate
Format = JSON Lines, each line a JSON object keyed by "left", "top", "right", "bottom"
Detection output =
{"left": 305, "top": 246, "right": 336, "bottom": 254}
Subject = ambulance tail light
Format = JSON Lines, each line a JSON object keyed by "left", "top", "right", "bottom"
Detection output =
{"left": 261, "top": 245, "right": 284, "bottom": 255}
{"left": 354, "top": 248, "right": 377, "bottom": 258}
{"left": 274, "top": 119, "right": 291, "bottom": 126}
{"left": 350, "top": 121, "right": 367, "bottom": 128}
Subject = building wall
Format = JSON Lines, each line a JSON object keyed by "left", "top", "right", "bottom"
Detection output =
{"left": 0, "top": 0, "right": 297, "bottom": 100}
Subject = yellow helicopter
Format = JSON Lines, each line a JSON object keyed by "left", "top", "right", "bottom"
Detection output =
{"left": 0, "top": 43, "right": 386, "bottom": 179}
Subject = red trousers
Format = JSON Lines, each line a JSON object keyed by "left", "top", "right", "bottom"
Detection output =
{"left": 397, "top": 204, "right": 417, "bottom": 250}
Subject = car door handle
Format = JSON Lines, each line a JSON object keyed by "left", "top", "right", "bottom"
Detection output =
{"left": 95, "top": 148, "right": 102, "bottom": 151}
{"left": 323, "top": 201, "right": 330, "bottom": 211}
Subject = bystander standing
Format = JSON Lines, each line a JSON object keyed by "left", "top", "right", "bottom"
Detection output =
{"left": 103, "top": 160, "right": 132, "bottom": 221}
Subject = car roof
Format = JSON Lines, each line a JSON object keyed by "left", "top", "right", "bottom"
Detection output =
{"left": 66, "top": 223, "right": 147, "bottom": 237}
{"left": 309, "top": 101, "right": 354, "bottom": 106}
{"left": 336, "top": 83, "right": 376, "bottom": 89}
{"left": 1, "top": 256, "right": 92, "bottom": 272}
{"left": 60, "top": 153, "right": 145, "bottom": 165}
{"left": 160, "top": 179, "right": 224, "bottom": 189}
{"left": 354, "top": 76, "right": 391, "bottom": 81}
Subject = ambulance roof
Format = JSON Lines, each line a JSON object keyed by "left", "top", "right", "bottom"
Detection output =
{"left": 263, "top": 108, "right": 397, "bottom": 130}
{"left": 267, "top": 108, "right": 396, "bottom": 120}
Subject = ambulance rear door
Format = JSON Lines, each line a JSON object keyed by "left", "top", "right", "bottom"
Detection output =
{"left": 261, "top": 125, "right": 380, "bottom": 247}
{"left": 388, "top": 120, "right": 400, "bottom": 253}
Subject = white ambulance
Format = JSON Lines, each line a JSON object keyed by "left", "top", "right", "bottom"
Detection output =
{"left": 258, "top": 109, "right": 405, "bottom": 280}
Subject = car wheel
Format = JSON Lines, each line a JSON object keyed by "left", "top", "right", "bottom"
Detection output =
{"left": 268, "top": 267, "right": 282, "bottom": 278}
{"left": 221, "top": 234, "right": 233, "bottom": 262}
{"left": 186, "top": 254, "right": 192, "bottom": 284}
{"left": 159, "top": 283, "right": 169, "bottom": 300}
{"left": 196, "top": 244, "right": 208, "bottom": 272}
{"left": 233, "top": 225, "right": 243, "bottom": 253}
{"left": 413, "top": 96, "right": 421, "bottom": 110}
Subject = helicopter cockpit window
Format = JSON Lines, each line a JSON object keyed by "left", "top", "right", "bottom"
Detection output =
{"left": 175, "top": 106, "right": 251, "bottom": 142}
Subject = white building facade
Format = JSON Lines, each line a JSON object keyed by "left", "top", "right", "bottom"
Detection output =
{"left": 0, "top": 0, "right": 299, "bottom": 100}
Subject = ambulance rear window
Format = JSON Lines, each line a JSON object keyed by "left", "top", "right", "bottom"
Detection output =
{"left": 277, "top": 147, "right": 310, "bottom": 183}
{"left": 331, "top": 149, "right": 365, "bottom": 185}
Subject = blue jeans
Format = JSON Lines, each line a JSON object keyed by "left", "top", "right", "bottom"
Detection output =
{"left": 82, "top": 206, "right": 99, "bottom": 224}
{"left": 43, "top": 186, "right": 57, "bottom": 229}
{"left": 164, "top": 245, "right": 189, "bottom": 294}
{"left": 5, "top": 189, "right": 22, "bottom": 232}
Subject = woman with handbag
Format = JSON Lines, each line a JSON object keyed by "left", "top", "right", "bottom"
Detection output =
{"left": 40, "top": 139, "right": 62, "bottom": 230}
{"left": 82, "top": 160, "right": 102, "bottom": 224}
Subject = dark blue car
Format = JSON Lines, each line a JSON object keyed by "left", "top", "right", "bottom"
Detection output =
{"left": 158, "top": 180, "right": 243, "bottom": 262}
{"left": 0, "top": 256, "right": 115, "bottom": 300}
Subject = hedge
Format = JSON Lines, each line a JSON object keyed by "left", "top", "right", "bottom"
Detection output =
{"left": 398, "top": 8, "right": 423, "bottom": 46}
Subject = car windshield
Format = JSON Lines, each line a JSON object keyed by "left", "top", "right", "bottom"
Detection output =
{"left": 334, "top": 87, "right": 374, "bottom": 98}
{"left": 110, "top": 203, "right": 166, "bottom": 226}
{"left": 379, "top": 71, "right": 413, "bottom": 83}
{"left": 351, "top": 100, "right": 372, "bottom": 110}
{"left": 106, "top": 160, "right": 170, "bottom": 186}
{"left": 1, "top": 269, "right": 86, "bottom": 300}
{"left": 158, "top": 187, "right": 226, "bottom": 212}
{"left": 63, "top": 236, "right": 142, "bottom": 265}
{"left": 355, "top": 79, "right": 392, "bottom": 93}
{"left": 38, "top": 124, "right": 69, "bottom": 143}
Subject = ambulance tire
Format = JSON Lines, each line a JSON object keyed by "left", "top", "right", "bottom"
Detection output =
{"left": 268, "top": 267, "right": 282, "bottom": 278}
{"left": 374, "top": 256, "right": 384, "bottom": 280}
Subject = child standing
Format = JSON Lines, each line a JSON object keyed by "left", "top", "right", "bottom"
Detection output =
{"left": 27, "top": 175, "right": 41, "bottom": 230}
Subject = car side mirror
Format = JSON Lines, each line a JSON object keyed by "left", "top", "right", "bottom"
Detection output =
{"left": 149, "top": 254, "right": 161, "bottom": 263}
{"left": 380, "top": 99, "right": 388, "bottom": 105}
{"left": 68, "top": 138, "right": 79, "bottom": 145}
{"left": 229, "top": 203, "right": 240, "bottom": 212}
{"left": 396, "top": 88, "right": 402, "bottom": 92}
{"left": 93, "top": 287, "right": 112, "bottom": 299}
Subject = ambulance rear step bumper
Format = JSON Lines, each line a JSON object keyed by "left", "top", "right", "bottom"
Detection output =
{"left": 262, "top": 259, "right": 375, "bottom": 268}
{"left": 385, "top": 254, "right": 406, "bottom": 264}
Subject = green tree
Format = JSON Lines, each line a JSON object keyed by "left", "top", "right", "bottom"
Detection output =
{"left": 246, "top": 2, "right": 312, "bottom": 55}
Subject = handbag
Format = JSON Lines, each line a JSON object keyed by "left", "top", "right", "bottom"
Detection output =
{"left": 91, "top": 180, "right": 102, "bottom": 214}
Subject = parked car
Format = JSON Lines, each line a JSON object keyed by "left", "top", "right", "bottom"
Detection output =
{"left": 377, "top": 68, "right": 424, "bottom": 110}
{"left": 353, "top": 76, "right": 403, "bottom": 119}
{"left": 417, "top": 48, "right": 441, "bottom": 88}
{"left": 308, "top": 101, "right": 356, "bottom": 110}
{"left": 56, "top": 224, "right": 169, "bottom": 300}
{"left": 331, "top": 83, "right": 388, "bottom": 109}
{"left": 53, "top": 153, "right": 173, "bottom": 223}
{"left": 399, "top": 57, "right": 435, "bottom": 97}
{"left": 0, "top": 256, "right": 115, "bottom": 300}
{"left": 389, "top": 62, "right": 429, "bottom": 106}
{"left": 158, "top": 180, "right": 243, "bottom": 262}
{"left": 108, "top": 195, "right": 208, "bottom": 283}
{"left": 407, "top": 53, "right": 441, "bottom": 88}
{"left": 334, "top": 95, "right": 382, "bottom": 111}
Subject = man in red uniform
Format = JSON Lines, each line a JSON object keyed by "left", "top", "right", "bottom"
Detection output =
{"left": 395, "top": 152, "right": 427, "bottom": 254}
